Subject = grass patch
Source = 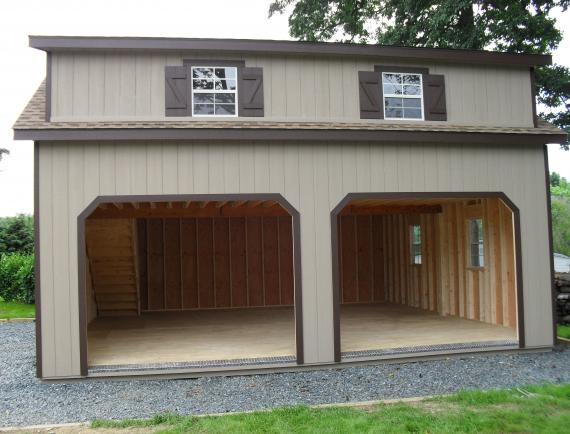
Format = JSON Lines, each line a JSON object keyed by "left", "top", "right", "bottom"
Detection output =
{"left": 0, "top": 298, "right": 35, "bottom": 319}
{"left": 91, "top": 383, "right": 570, "bottom": 433}
{"left": 558, "top": 324, "right": 570, "bottom": 339}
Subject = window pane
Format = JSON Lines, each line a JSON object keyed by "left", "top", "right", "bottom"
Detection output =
{"left": 383, "top": 73, "right": 402, "bottom": 84}
{"left": 193, "top": 104, "right": 215, "bottom": 115}
{"left": 383, "top": 84, "right": 403, "bottom": 95}
{"left": 403, "top": 108, "right": 422, "bottom": 119}
{"left": 193, "top": 93, "right": 215, "bottom": 104}
{"left": 215, "top": 67, "right": 237, "bottom": 79}
{"left": 469, "top": 219, "right": 484, "bottom": 267}
{"left": 215, "top": 104, "right": 236, "bottom": 115}
{"left": 214, "top": 79, "right": 237, "bottom": 91}
{"left": 403, "top": 98, "right": 421, "bottom": 108}
{"left": 403, "top": 74, "right": 421, "bottom": 85}
{"left": 385, "top": 107, "right": 403, "bottom": 118}
{"left": 193, "top": 79, "right": 213, "bottom": 90}
{"left": 215, "top": 94, "right": 236, "bottom": 104}
{"left": 403, "top": 84, "right": 421, "bottom": 96}
{"left": 385, "top": 97, "right": 403, "bottom": 108}
{"left": 192, "top": 68, "right": 214, "bottom": 79}
{"left": 471, "top": 244, "right": 480, "bottom": 267}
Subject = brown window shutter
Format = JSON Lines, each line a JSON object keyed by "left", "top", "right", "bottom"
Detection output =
{"left": 238, "top": 67, "right": 264, "bottom": 117}
{"left": 358, "top": 71, "right": 383, "bottom": 119}
{"left": 423, "top": 74, "right": 447, "bottom": 121}
{"left": 165, "top": 66, "right": 190, "bottom": 117}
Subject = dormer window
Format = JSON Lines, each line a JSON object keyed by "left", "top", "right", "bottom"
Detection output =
{"left": 382, "top": 72, "right": 423, "bottom": 120}
{"left": 191, "top": 66, "right": 238, "bottom": 117}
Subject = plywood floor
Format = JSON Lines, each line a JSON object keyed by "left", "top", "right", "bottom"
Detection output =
{"left": 87, "top": 304, "right": 517, "bottom": 367}
{"left": 341, "top": 304, "right": 517, "bottom": 353}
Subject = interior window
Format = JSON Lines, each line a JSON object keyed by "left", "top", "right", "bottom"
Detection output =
{"left": 382, "top": 72, "right": 423, "bottom": 120}
{"left": 410, "top": 224, "right": 422, "bottom": 265}
{"left": 469, "top": 218, "right": 485, "bottom": 267}
{"left": 191, "top": 66, "right": 238, "bottom": 116}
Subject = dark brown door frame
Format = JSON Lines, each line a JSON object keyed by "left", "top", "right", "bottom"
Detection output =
{"left": 77, "top": 193, "right": 304, "bottom": 376}
{"left": 330, "top": 191, "right": 525, "bottom": 363}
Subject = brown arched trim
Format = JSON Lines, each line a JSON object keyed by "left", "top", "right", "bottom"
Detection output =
{"left": 330, "top": 191, "right": 525, "bottom": 363}
{"left": 77, "top": 193, "right": 303, "bottom": 376}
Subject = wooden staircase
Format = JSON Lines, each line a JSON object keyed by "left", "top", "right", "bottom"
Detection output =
{"left": 86, "top": 218, "right": 139, "bottom": 317}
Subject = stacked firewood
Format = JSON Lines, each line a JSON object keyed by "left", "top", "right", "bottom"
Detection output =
{"left": 556, "top": 273, "right": 570, "bottom": 324}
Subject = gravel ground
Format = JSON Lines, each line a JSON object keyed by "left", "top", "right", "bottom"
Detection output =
{"left": 1, "top": 321, "right": 570, "bottom": 427}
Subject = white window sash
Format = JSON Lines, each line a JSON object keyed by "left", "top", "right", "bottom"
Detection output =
{"left": 191, "top": 66, "right": 238, "bottom": 117}
{"left": 382, "top": 72, "right": 424, "bottom": 121}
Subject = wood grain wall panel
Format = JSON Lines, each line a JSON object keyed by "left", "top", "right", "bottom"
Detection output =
{"left": 180, "top": 218, "right": 198, "bottom": 309}
{"left": 137, "top": 219, "right": 148, "bottom": 311}
{"left": 340, "top": 216, "right": 357, "bottom": 303}
{"left": 197, "top": 218, "right": 215, "bottom": 308}
{"left": 372, "top": 216, "right": 384, "bottom": 302}
{"left": 230, "top": 218, "right": 248, "bottom": 307}
{"left": 213, "top": 218, "right": 231, "bottom": 308}
{"left": 356, "top": 215, "right": 373, "bottom": 302}
{"left": 279, "top": 217, "right": 294, "bottom": 305}
{"left": 164, "top": 218, "right": 181, "bottom": 309}
{"left": 246, "top": 217, "right": 264, "bottom": 306}
{"left": 263, "top": 217, "right": 281, "bottom": 306}
{"left": 147, "top": 219, "right": 164, "bottom": 310}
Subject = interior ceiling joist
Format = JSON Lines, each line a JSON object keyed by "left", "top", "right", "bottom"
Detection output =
{"left": 88, "top": 199, "right": 289, "bottom": 219}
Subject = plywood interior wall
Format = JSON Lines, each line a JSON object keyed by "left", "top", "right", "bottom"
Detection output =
{"left": 136, "top": 216, "right": 294, "bottom": 311}
{"left": 338, "top": 198, "right": 517, "bottom": 328}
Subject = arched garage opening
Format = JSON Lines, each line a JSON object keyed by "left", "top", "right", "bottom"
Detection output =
{"left": 78, "top": 194, "right": 302, "bottom": 375}
{"left": 331, "top": 192, "right": 523, "bottom": 362}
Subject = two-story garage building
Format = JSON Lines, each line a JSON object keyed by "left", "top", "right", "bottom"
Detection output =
{"left": 14, "top": 36, "right": 566, "bottom": 380}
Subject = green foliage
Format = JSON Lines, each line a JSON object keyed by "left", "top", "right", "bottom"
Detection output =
{"left": 0, "top": 299, "right": 35, "bottom": 319}
{"left": 0, "top": 253, "right": 35, "bottom": 304}
{"left": 270, "top": 0, "right": 570, "bottom": 146}
{"left": 0, "top": 214, "right": 34, "bottom": 254}
{"left": 550, "top": 172, "right": 570, "bottom": 255}
{"left": 91, "top": 383, "right": 570, "bottom": 433}
{"left": 558, "top": 324, "right": 570, "bottom": 338}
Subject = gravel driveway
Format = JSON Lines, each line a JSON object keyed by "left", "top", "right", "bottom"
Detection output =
{"left": 1, "top": 321, "right": 570, "bottom": 427}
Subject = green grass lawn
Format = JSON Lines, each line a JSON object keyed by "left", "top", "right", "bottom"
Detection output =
{"left": 558, "top": 324, "right": 570, "bottom": 339}
{"left": 0, "top": 298, "right": 35, "bottom": 319}
{"left": 91, "top": 383, "right": 570, "bottom": 434}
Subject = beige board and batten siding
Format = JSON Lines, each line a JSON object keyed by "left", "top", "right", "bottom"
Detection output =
{"left": 37, "top": 140, "right": 552, "bottom": 378}
{"left": 50, "top": 52, "right": 534, "bottom": 127}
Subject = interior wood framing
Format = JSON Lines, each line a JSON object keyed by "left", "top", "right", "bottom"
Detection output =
{"left": 338, "top": 197, "right": 517, "bottom": 328}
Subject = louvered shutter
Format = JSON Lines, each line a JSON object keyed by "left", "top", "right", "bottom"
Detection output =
{"left": 165, "top": 66, "right": 190, "bottom": 116}
{"left": 423, "top": 74, "right": 447, "bottom": 121}
{"left": 358, "top": 71, "right": 383, "bottom": 119}
{"left": 238, "top": 67, "right": 264, "bottom": 117}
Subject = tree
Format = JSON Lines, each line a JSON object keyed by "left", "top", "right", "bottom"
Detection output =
{"left": 0, "top": 215, "right": 34, "bottom": 255}
{"left": 550, "top": 171, "right": 570, "bottom": 255}
{"left": 269, "top": 0, "right": 570, "bottom": 147}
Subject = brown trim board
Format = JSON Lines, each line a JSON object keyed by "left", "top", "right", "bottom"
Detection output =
{"left": 76, "top": 193, "right": 304, "bottom": 376}
{"left": 543, "top": 146, "right": 557, "bottom": 344}
{"left": 28, "top": 36, "right": 552, "bottom": 67}
{"left": 34, "top": 141, "right": 42, "bottom": 378}
{"left": 330, "top": 192, "right": 526, "bottom": 363}
{"left": 14, "top": 128, "right": 568, "bottom": 145}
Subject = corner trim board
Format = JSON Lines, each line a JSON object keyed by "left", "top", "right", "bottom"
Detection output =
{"left": 34, "top": 141, "right": 42, "bottom": 378}
{"left": 76, "top": 193, "right": 304, "bottom": 376}
{"left": 329, "top": 191, "right": 526, "bottom": 363}
{"left": 543, "top": 146, "right": 557, "bottom": 344}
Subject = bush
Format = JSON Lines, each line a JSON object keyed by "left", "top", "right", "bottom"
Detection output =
{"left": 0, "top": 253, "right": 35, "bottom": 303}
{"left": 0, "top": 214, "right": 34, "bottom": 255}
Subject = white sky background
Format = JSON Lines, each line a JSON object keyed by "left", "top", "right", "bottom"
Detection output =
{"left": 0, "top": 1, "right": 568, "bottom": 216}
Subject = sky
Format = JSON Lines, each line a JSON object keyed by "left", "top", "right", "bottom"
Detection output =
{"left": 0, "top": 0, "right": 568, "bottom": 217}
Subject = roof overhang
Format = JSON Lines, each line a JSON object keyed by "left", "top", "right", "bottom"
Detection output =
{"left": 28, "top": 36, "right": 552, "bottom": 67}
{"left": 14, "top": 127, "right": 567, "bottom": 145}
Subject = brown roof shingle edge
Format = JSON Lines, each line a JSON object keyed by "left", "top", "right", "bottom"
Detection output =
{"left": 13, "top": 81, "right": 568, "bottom": 145}
{"left": 29, "top": 35, "right": 552, "bottom": 67}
